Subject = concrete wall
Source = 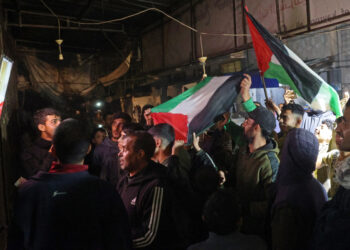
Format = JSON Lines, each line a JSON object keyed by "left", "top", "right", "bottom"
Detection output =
{"left": 141, "top": 0, "right": 350, "bottom": 74}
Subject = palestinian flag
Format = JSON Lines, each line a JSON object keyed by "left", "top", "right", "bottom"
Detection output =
{"left": 151, "top": 74, "right": 241, "bottom": 143}
{"left": 245, "top": 8, "right": 342, "bottom": 117}
{"left": 0, "top": 101, "right": 3, "bottom": 118}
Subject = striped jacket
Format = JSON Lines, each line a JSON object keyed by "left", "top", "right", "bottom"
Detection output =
{"left": 117, "top": 161, "right": 179, "bottom": 249}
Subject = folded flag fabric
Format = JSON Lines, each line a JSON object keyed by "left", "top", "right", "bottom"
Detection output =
{"left": 151, "top": 74, "right": 241, "bottom": 143}
{"left": 245, "top": 8, "right": 342, "bottom": 117}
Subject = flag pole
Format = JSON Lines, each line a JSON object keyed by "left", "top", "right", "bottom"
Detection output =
{"left": 259, "top": 71, "right": 269, "bottom": 100}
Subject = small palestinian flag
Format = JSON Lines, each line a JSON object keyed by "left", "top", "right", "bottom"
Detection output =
{"left": 245, "top": 8, "right": 342, "bottom": 117}
{"left": 151, "top": 74, "right": 241, "bottom": 143}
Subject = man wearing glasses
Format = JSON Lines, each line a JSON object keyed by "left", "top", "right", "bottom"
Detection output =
{"left": 20, "top": 108, "right": 61, "bottom": 179}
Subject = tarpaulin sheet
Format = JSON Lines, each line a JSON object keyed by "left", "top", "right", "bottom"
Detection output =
{"left": 22, "top": 52, "right": 131, "bottom": 97}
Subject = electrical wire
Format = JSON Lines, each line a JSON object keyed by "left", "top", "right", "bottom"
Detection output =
{"left": 38, "top": 5, "right": 250, "bottom": 37}
{"left": 38, "top": 3, "right": 350, "bottom": 40}
{"left": 40, "top": 0, "right": 61, "bottom": 39}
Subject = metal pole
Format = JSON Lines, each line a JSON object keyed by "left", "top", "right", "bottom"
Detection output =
{"left": 260, "top": 71, "right": 269, "bottom": 100}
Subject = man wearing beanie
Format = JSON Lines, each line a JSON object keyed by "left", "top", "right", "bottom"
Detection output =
{"left": 228, "top": 74, "right": 279, "bottom": 237}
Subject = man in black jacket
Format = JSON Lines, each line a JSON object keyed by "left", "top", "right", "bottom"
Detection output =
{"left": 117, "top": 131, "right": 179, "bottom": 249}
{"left": 20, "top": 108, "right": 61, "bottom": 178}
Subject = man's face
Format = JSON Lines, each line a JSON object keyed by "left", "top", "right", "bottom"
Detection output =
{"left": 315, "top": 124, "right": 332, "bottom": 144}
{"left": 117, "top": 131, "right": 128, "bottom": 152}
{"left": 92, "top": 131, "right": 106, "bottom": 145}
{"left": 118, "top": 136, "right": 139, "bottom": 173}
{"left": 279, "top": 109, "right": 299, "bottom": 133}
{"left": 104, "top": 114, "right": 114, "bottom": 129}
{"left": 340, "top": 107, "right": 350, "bottom": 151}
{"left": 335, "top": 121, "right": 344, "bottom": 148}
{"left": 39, "top": 115, "right": 61, "bottom": 140}
{"left": 144, "top": 108, "right": 153, "bottom": 126}
{"left": 242, "top": 117, "right": 257, "bottom": 140}
{"left": 111, "top": 118, "right": 126, "bottom": 141}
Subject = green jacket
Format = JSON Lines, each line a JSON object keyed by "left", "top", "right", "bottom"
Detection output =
{"left": 235, "top": 138, "right": 280, "bottom": 235}
{"left": 225, "top": 95, "right": 280, "bottom": 234}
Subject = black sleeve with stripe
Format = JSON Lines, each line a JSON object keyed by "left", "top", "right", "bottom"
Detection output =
{"left": 132, "top": 185, "right": 164, "bottom": 249}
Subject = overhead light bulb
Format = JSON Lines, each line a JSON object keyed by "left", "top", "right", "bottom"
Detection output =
{"left": 55, "top": 39, "right": 64, "bottom": 61}
{"left": 55, "top": 39, "right": 63, "bottom": 45}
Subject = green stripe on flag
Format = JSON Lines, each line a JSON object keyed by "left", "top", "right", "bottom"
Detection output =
{"left": 264, "top": 62, "right": 302, "bottom": 96}
{"left": 152, "top": 76, "right": 213, "bottom": 113}
{"left": 318, "top": 83, "right": 342, "bottom": 117}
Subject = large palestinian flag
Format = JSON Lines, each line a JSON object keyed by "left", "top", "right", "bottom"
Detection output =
{"left": 151, "top": 74, "right": 241, "bottom": 143}
{"left": 245, "top": 8, "right": 342, "bottom": 117}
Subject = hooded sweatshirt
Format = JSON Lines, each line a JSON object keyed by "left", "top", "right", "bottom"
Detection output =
{"left": 20, "top": 137, "right": 56, "bottom": 178}
{"left": 272, "top": 128, "right": 327, "bottom": 250}
{"left": 233, "top": 138, "right": 279, "bottom": 236}
{"left": 117, "top": 160, "right": 179, "bottom": 250}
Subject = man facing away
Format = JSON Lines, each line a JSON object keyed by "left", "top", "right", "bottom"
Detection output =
{"left": 20, "top": 108, "right": 61, "bottom": 178}
{"left": 117, "top": 131, "right": 179, "bottom": 249}
{"left": 9, "top": 118, "right": 132, "bottom": 250}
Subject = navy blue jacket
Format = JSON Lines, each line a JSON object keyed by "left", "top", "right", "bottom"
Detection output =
{"left": 20, "top": 137, "right": 56, "bottom": 178}
{"left": 8, "top": 170, "right": 132, "bottom": 250}
{"left": 92, "top": 137, "right": 120, "bottom": 187}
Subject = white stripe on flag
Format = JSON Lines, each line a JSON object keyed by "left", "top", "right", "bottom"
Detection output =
{"left": 170, "top": 75, "right": 232, "bottom": 123}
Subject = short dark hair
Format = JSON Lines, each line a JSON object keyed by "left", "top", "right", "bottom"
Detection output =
{"left": 103, "top": 111, "right": 114, "bottom": 120}
{"left": 336, "top": 116, "right": 344, "bottom": 124}
{"left": 282, "top": 103, "right": 305, "bottom": 117}
{"left": 53, "top": 118, "right": 90, "bottom": 164}
{"left": 122, "top": 122, "right": 144, "bottom": 136}
{"left": 203, "top": 189, "right": 242, "bottom": 235}
{"left": 33, "top": 108, "right": 60, "bottom": 127}
{"left": 142, "top": 104, "right": 154, "bottom": 114}
{"left": 148, "top": 123, "right": 175, "bottom": 149}
{"left": 140, "top": 104, "right": 154, "bottom": 126}
{"left": 322, "top": 119, "right": 334, "bottom": 130}
{"left": 127, "top": 131, "right": 155, "bottom": 159}
{"left": 113, "top": 112, "right": 132, "bottom": 123}
{"left": 91, "top": 127, "right": 107, "bottom": 140}
{"left": 253, "top": 101, "right": 262, "bottom": 107}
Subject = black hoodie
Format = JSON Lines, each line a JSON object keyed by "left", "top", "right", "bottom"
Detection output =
{"left": 117, "top": 160, "right": 180, "bottom": 250}
{"left": 20, "top": 137, "right": 56, "bottom": 178}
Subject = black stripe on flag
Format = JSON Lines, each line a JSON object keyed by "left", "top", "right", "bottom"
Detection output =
{"left": 188, "top": 74, "right": 241, "bottom": 144}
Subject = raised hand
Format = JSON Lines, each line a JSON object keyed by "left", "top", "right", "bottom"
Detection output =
{"left": 240, "top": 73, "right": 252, "bottom": 102}
{"left": 172, "top": 140, "right": 185, "bottom": 156}
{"left": 192, "top": 132, "right": 201, "bottom": 152}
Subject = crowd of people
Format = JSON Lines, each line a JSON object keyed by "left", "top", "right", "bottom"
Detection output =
{"left": 7, "top": 73, "right": 350, "bottom": 250}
